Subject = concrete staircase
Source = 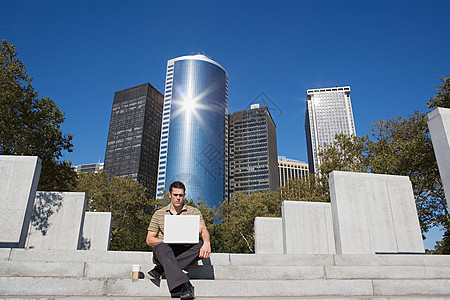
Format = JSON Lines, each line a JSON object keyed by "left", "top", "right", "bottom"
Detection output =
{"left": 1, "top": 248, "right": 450, "bottom": 299}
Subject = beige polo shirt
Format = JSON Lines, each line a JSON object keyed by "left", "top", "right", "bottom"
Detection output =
{"left": 148, "top": 204, "right": 204, "bottom": 240}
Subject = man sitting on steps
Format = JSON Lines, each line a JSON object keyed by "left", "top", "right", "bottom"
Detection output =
{"left": 146, "top": 181, "right": 211, "bottom": 300}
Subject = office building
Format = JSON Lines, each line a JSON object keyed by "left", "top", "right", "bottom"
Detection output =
{"left": 156, "top": 55, "right": 228, "bottom": 207}
{"left": 74, "top": 162, "right": 104, "bottom": 174}
{"left": 278, "top": 156, "right": 309, "bottom": 187}
{"left": 228, "top": 104, "right": 278, "bottom": 199}
{"left": 104, "top": 83, "right": 164, "bottom": 199}
{"left": 305, "top": 86, "right": 356, "bottom": 173}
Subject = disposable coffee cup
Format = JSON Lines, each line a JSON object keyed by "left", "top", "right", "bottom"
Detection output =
{"left": 132, "top": 264, "right": 140, "bottom": 282}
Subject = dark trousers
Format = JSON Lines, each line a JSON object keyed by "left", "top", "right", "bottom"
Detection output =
{"left": 152, "top": 242, "right": 203, "bottom": 292}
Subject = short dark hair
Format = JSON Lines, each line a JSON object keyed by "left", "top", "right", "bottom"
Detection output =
{"left": 169, "top": 181, "right": 185, "bottom": 193}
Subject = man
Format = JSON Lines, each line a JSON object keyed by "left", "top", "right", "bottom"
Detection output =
{"left": 146, "top": 181, "right": 211, "bottom": 300}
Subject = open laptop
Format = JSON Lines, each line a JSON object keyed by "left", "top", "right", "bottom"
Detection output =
{"left": 163, "top": 215, "right": 200, "bottom": 244}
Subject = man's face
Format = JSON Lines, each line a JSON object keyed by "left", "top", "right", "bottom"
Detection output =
{"left": 169, "top": 188, "right": 185, "bottom": 209}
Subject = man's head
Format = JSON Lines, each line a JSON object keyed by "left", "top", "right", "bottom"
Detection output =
{"left": 169, "top": 181, "right": 186, "bottom": 210}
{"left": 169, "top": 181, "right": 186, "bottom": 194}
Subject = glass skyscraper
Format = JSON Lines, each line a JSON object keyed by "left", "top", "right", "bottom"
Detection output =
{"left": 156, "top": 55, "right": 228, "bottom": 207}
{"left": 305, "top": 86, "right": 356, "bottom": 173}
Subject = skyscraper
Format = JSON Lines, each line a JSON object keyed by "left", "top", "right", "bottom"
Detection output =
{"left": 305, "top": 86, "right": 356, "bottom": 173}
{"left": 156, "top": 55, "right": 228, "bottom": 207}
{"left": 278, "top": 156, "right": 309, "bottom": 187}
{"left": 104, "top": 83, "right": 164, "bottom": 199}
{"left": 228, "top": 104, "right": 279, "bottom": 199}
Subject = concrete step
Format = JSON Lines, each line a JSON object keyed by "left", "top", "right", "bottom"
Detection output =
{"left": 1, "top": 277, "right": 450, "bottom": 297}
{"left": 4, "top": 248, "right": 450, "bottom": 266}
{"left": 2, "top": 260, "right": 450, "bottom": 281}
{"left": 2, "top": 248, "right": 450, "bottom": 298}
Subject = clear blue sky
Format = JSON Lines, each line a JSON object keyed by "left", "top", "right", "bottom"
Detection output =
{"left": 2, "top": 0, "right": 449, "bottom": 249}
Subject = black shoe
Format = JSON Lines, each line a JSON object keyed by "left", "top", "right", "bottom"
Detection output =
{"left": 180, "top": 282, "right": 195, "bottom": 300}
{"left": 147, "top": 265, "right": 163, "bottom": 280}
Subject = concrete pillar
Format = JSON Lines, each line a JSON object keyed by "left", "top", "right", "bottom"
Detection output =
{"left": 428, "top": 107, "right": 450, "bottom": 210}
{"left": 0, "top": 155, "right": 42, "bottom": 248}
{"left": 329, "top": 171, "right": 424, "bottom": 254}
{"left": 254, "top": 217, "right": 283, "bottom": 254}
{"left": 26, "top": 192, "right": 87, "bottom": 250}
{"left": 81, "top": 212, "right": 112, "bottom": 250}
{"left": 282, "top": 201, "right": 336, "bottom": 254}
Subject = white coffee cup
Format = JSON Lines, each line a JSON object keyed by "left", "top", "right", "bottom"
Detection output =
{"left": 132, "top": 264, "right": 140, "bottom": 281}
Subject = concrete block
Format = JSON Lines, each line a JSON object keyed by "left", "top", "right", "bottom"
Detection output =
{"left": 334, "top": 254, "right": 450, "bottom": 266}
{"left": 254, "top": 217, "right": 283, "bottom": 254}
{"left": 210, "top": 265, "right": 325, "bottom": 280}
{"left": 196, "top": 253, "right": 230, "bottom": 266}
{"left": 282, "top": 201, "right": 335, "bottom": 254}
{"left": 0, "top": 248, "right": 10, "bottom": 261}
{"left": 325, "top": 265, "right": 450, "bottom": 279}
{"left": 105, "top": 279, "right": 373, "bottom": 297}
{"left": 0, "top": 155, "right": 41, "bottom": 248}
{"left": 0, "top": 277, "right": 106, "bottom": 296}
{"left": 229, "top": 253, "right": 334, "bottom": 266}
{"left": 0, "top": 260, "right": 84, "bottom": 277}
{"left": 9, "top": 248, "right": 154, "bottom": 264}
{"left": 26, "top": 192, "right": 87, "bottom": 250}
{"left": 81, "top": 212, "right": 112, "bottom": 250}
{"left": 329, "top": 171, "right": 424, "bottom": 254}
{"left": 373, "top": 279, "right": 450, "bottom": 296}
{"left": 85, "top": 262, "right": 154, "bottom": 279}
{"left": 428, "top": 107, "right": 450, "bottom": 210}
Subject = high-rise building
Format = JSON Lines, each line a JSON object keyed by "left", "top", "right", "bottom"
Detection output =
{"left": 228, "top": 104, "right": 279, "bottom": 199}
{"left": 278, "top": 156, "right": 308, "bottom": 187}
{"left": 305, "top": 86, "right": 356, "bottom": 173}
{"left": 156, "top": 55, "right": 228, "bottom": 207}
{"left": 104, "top": 83, "right": 164, "bottom": 199}
{"left": 74, "top": 162, "right": 104, "bottom": 174}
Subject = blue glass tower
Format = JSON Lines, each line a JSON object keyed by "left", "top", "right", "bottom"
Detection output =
{"left": 156, "top": 55, "right": 228, "bottom": 207}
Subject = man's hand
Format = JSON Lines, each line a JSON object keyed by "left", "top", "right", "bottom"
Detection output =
{"left": 199, "top": 221, "right": 211, "bottom": 258}
{"left": 199, "top": 241, "right": 211, "bottom": 258}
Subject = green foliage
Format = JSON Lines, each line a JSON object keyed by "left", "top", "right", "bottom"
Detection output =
{"left": 319, "top": 134, "right": 368, "bottom": 175}
{"left": 75, "top": 171, "right": 167, "bottom": 251}
{"left": 433, "top": 221, "right": 450, "bottom": 254}
{"left": 218, "top": 191, "right": 282, "bottom": 253}
{"left": 280, "top": 174, "right": 329, "bottom": 203}
{"left": 426, "top": 76, "right": 450, "bottom": 109}
{"left": 0, "top": 40, "right": 76, "bottom": 191}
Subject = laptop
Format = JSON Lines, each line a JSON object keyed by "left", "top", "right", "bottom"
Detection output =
{"left": 163, "top": 215, "right": 200, "bottom": 244}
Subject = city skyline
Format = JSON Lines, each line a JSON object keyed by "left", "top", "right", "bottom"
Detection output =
{"left": 2, "top": 0, "right": 448, "bottom": 247}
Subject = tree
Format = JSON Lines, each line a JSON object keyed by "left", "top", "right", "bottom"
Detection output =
{"left": 218, "top": 191, "right": 282, "bottom": 253}
{"left": 280, "top": 174, "right": 329, "bottom": 203}
{"left": 0, "top": 40, "right": 76, "bottom": 191}
{"left": 75, "top": 171, "right": 167, "bottom": 251}
{"left": 426, "top": 76, "right": 450, "bottom": 109}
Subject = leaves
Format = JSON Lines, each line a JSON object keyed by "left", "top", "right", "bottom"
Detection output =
{"left": 0, "top": 40, "right": 75, "bottom": 191}
{"left": 426, "top": 76, "right": 450, "bottom": 109}
{"left": 218, "top": 191, "right": 282, "bottom": 253}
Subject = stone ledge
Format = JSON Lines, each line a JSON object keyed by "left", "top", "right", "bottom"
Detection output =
{"left": 334, "top": 254, "right": 450, "bottom": 266}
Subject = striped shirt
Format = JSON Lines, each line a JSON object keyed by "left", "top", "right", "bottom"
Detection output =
{"left": 148, "top": 204, "right": 204, "bottom": 240}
